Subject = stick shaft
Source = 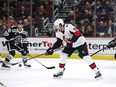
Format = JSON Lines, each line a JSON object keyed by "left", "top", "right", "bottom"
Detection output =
{"left": 90, "top": 46, "right": 107, "bottom": 56}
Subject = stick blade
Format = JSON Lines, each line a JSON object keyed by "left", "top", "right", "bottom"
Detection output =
{"left": 0, "top": 60, "right": 3, "bottom": 63}
{"left": 46, "top": 66, "right": 55, "bottom": 69}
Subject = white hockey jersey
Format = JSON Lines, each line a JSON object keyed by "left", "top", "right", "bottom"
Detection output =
{"left": 56, "top": 24, "right": 86, "bottom": 48}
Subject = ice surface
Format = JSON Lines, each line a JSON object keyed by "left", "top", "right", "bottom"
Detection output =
{"left": 0, "top": 58, "right": 116, "bottom": 87}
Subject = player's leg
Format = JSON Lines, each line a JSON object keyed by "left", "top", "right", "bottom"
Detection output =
{"left": 20, "top": 49, "right": 31, "bottom": 67}
{"left": 78, "top": 42, "right": 102, "bottom": 79}
{"left": 1, "top": 41, "right": 16, "bottom": 69}
{"left": 16, "top": 43, "right": 31, "bottom": 67}
{"left": 53, "top": 47, "right": 75, "bottom": 77}
{"left": 2, "top": 51, "right": 15, "bottom": 68}
{"left": 53, "top": 52, "right": 67, "bottom": 77}
{"left": 82, "top": 55, "right": 102, "bottom": 79}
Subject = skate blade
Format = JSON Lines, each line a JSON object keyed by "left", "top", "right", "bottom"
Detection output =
{"left": 0, "top": 67, "right": 10, "bottom": 70}
{"left": 53, "top": 76, "right": 63, "bottom": 79}
{"left": 24, "top": 66, "right": 31, "bottom": 68}
{"left": 95, "top": 76, "right": 102, "bottom": 80}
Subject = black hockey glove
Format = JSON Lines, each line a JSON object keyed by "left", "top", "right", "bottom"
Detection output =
{"left": 45, "top": 48, "right": 54, "bottom": 55}
{"left": 114, "top": 53, "right": 116, "bottom": 60}
{"left": 107, "top": 38, "right": 116, "bottom": 48}
{"left": 66, "top": 40, "right": 73, "bottom": 48}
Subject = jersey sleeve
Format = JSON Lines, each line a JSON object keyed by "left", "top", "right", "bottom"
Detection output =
{"left": 4, "top": 29, "right": 12, "bottom": 40}
{"left": 52, "top": 38, "right": 63, "bottom": 50}
{"left": 4, "top": 26, "right": 19, "bottom": 40}
{"left": 19, "top": 30, "right": 27, "bottom": 38}
{"left": 51, "top": 31, "right": 63, "bottom": 49}
{"left": 69, "top": 24, "right": 82, "bottom": 42}
{"left": 56, "top": 31, "right": 64, "bottom": 41}
{"left": 19, "top": 30, "right": 28, "bottom": 44}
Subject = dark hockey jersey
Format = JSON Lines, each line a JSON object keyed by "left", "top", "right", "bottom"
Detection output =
{"left": 4, "top": 26, "right": 19, "bottom": 40}
{"left": 4, "top": 25, "right": 27, "bottom": 39}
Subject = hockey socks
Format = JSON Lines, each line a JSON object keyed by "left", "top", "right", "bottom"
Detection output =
{"left": 83, "top": 55, "right": 102, "bottom": 79}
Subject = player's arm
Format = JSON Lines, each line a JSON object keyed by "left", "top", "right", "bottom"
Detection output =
{"left": 70, "top": 28, "right": 82, "bottom": 42}
{"left": 45, "top": 37, "right": 63, "bottom": 55}
{"left": 18, "top": 30, "right": 29, "bottom": 50}
{"left": 4, "top": 29, "right": 12, "bottom": 40}
{"left": 66, "top": 27, "right": 82, "bottom": 48}
{"left": 52, "top": 38, "right": 63, "bottom": 49}
{"left": 19, "top": 31, "right": 28, "bottom": 45}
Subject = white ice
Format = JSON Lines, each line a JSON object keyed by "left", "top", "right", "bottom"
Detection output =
{"left": 0, "top": 58, "right": 116, "bottom": 87}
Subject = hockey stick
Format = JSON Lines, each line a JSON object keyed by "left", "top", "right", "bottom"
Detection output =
{"left": 13, "top": 44, "right": 56, "bottom": 69}
{"left": 28, "top": 54, "right": 55, "bottom": 69}
{"left": 3, "top": 53, "right": 45, "bottom": 66}
{"left": 90, "top": 39, "right": 116, "bottom": 57}
{"left": 90, "top": 46, "right": 108, "bottom": 56}
{"left": 0, "top": 82, "right": 6, "bottom": 87}
{"left": 6, "top": 45, "right": 64, "bottom": 67}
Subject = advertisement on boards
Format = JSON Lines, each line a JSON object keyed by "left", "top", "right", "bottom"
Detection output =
{"left": 0, "top": 37, "right": 116, "bottom": 55}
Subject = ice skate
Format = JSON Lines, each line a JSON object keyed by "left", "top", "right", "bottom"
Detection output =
{"left": 95, "top": 71, "right": 102, "bottom": 79}
{"left": 1, "top": 63, "right": 10, "bottom": 70}
{"left": 53, "top": 68, "right": 65, "bottom": 78}
{"left": 23, "top": 61, "right": 31, "bottom": 67}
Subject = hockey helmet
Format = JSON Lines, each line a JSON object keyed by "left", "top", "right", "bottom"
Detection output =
{"left": 54, "top": 19, "right": 64, "bottom": 30}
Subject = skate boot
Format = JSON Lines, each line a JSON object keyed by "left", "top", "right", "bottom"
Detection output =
{"left": 23, "top": 61, "right": 31, "bottom": 67}
{"left": 1, "top": 63, "right": 10, "bottom": 69}
{"left": 95, "top": 71, "right": 102, "bottom": 79}
{"left": 53, "top": 68, "right": 65, "bottom": 77}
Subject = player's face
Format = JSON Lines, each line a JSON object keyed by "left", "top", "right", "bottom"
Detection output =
{"left": 59, "top": 25, "right": 64, "bottom": 32}
{"left": 17, "top": 24, "right": 23, "bottom": 32}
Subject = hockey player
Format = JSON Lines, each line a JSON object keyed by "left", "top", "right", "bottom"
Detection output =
{"left": 45, "top": 19, "right": 102, "bottom": 79}
{"left": 1, "top": 24, "right": 31, "bottom": 69}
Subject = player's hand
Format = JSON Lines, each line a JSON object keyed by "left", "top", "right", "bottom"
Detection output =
{"left": 45, "top": 48, "right": 54, "bottom": 55}
{"left": 107, "top": 41, "right": 115, "bottom": 48}
{"left": 66, "top": 40, "right": 72, "bottom": 48}
{"left": 107, "top": 38, "right": 116, "bottom": 48}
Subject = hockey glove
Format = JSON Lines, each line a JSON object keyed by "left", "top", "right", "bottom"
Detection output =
{"left": 107, "top": 38, "right": 116, "bottom": 48}
{"left": 66, "top": 40, "right": 73, "bottom": 48}
{"left": 114, "top": 53, "right": 116, "bottom": 60}
{"left": 45, "top": 48, "right": 54, "bottom": 55}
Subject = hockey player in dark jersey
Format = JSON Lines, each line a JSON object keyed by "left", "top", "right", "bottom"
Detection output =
{"left": 45, "top": 19, "right": 102, "bottom": 79}
{"left": 1, "top": 24, "right": 31, "bottom": 69}
{"left": 107, "top": 38, "right": 116, "bottom": 59}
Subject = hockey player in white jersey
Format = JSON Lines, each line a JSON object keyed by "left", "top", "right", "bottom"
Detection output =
{"left": 45, "top": 18, "right": 102, "bottom": 79}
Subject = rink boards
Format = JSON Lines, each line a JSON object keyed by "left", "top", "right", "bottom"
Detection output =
{"left": 0, "top": 37, "right": 116, "bottom": 60}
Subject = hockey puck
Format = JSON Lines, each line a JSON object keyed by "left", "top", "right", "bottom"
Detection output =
{"left": 19, "top": 64, "right": 22, "bottom": 67}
